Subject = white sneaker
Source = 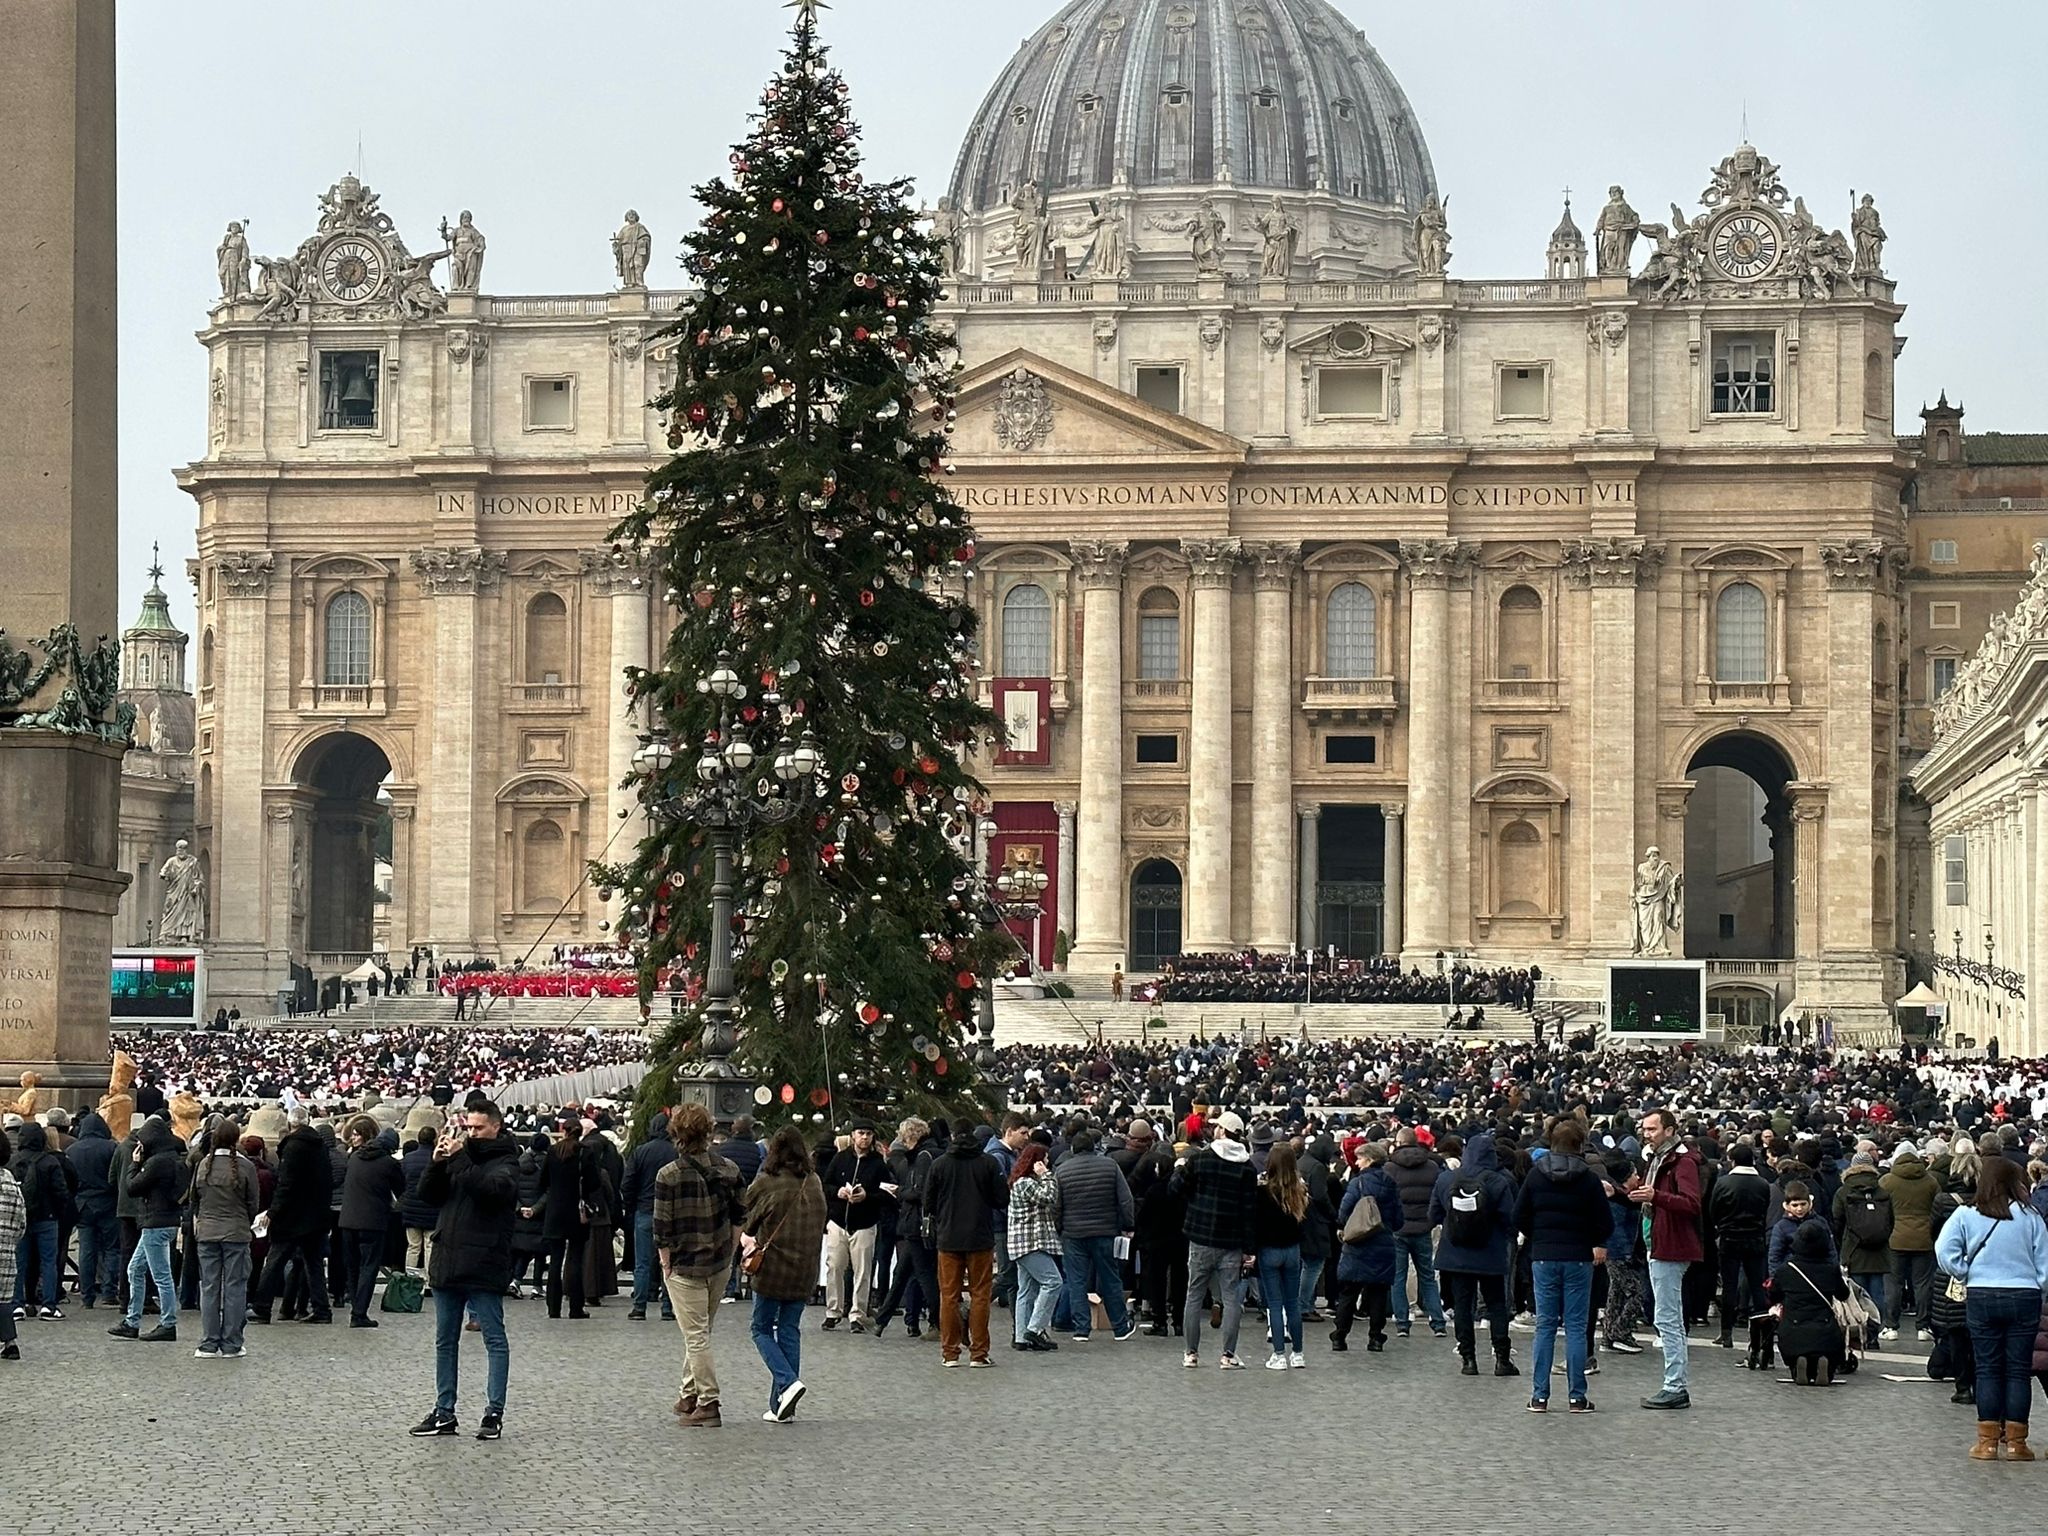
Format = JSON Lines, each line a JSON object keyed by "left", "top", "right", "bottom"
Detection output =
{"left": 221, "top": 1347, "right": 248, "bottom": 1358}
{"left": 1183, "top": 1351, "right": 1199, "bottom": 1369}
{"left": 1917, "top": 1328, "right": 1933, "bottom": 1342}
{"left": 193, "top": 1347, "right": 221, "bottom": 1359}
{"left": 1878, "top": 1327, "right": 1899, "bottom": 1342}
{"left": 762, "top": 1410, "right": 781, "bottom": 1422}
{"left": 1264, "top": 1352, "right": 1290, "bottom": 1370}
{"left": 1289, "top": 1351, "right": 1307, "bottom": 1369}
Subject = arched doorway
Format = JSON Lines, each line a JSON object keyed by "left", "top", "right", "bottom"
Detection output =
{"left": 292, "top": 731, "right": 394, "bottom": 960}
{"left": 1683, "top": 731, "right": 1794, "bottom": 958}
{"left": 1129, "top": 859, "right": 1183, "bottom": 971}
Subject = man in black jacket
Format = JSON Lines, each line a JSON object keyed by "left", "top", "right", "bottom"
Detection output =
{"left": 66, "top": 1110, "right": 120, "bottom": 1309}
{"left": 1707, "top": 1143, "right": 1771, "bottom": 1349}
{"left": 621, "top": 1110, "right": 677, "bottom": 1322}
{"left": 819, "top": 1119, "right": 888, "bottom": 1332}
{"left": 251, "top": 1109, "right": 336, "bottom": 1325}
{"left": 1113, "top": 1117, "right": 1183, "bottom": 1334}
{"left": 411, "top": 1098, "right": 519, "bottom": 1440}
{"left": 1386, "top": 1128, "right": 1447, "bottom": 1338}
{"left": 108, "top": 1118, "right": 183, "bottom": 1342}
{"left": 8, "top": 1122, "right": 76, "bottom": 1318}
{"left": 921, "top": 1123, "right": 1007, "bottom": 1367}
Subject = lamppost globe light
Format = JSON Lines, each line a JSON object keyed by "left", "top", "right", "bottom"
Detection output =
{"left": 707, "top": 658, "right": 743, "bottom": 698}
{"left": 791, "top": 732, "right": 823, "bottom": 779}
{"left": 772, "top": 740, "right": 798, "bottom": 782}
{"left": 995, "top": 869, "right": 1017, "bottom": 900}
{"left": 633, "top": 741, "right": 675, "bottom": 774}
{"left": 725, "top": 737, "right": 757, "bottom": 772}
{"left": 696, "top": 749, "right": 724, "bottom": 784}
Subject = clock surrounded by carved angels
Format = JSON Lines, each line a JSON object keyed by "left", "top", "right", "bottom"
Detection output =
{"left": 1708, "top": 211, "right": 1781, "bottom": 281}
{"left": 319, "top": 237, "right": 385, "bottom": 303}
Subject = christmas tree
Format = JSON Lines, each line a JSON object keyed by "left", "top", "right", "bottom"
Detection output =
{"left": 599, "top": 0, "right": 1001, "bottom": 1130}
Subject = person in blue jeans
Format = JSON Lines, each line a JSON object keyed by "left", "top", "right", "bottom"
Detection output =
{"left": 109, "top": 1118, "right": 184, "bottom": 1341}
{"left": 1385, "top": 1132, "right": 1447, "bottom": 1336}
{"left": 1513, "top": 1119, "right": 1614, "bottom": 1411}
{"left": 410, "top": 1101, "right": 519, "bottom": 1440}
{"left": 1253, "top": 1144, "right": 1309, "bottom": 1368}
{"left": 65, "top": 1110, "right": 122, "bottom": 1309}
{"left": 620, "top": 1111, "right": 677, "bottom": 1322}
{"left": 739, "top": 1127, "right": 828, "bottom": 1423}
{"left": 1935, "top": 1157, "right": 2048, "bottom": 1459}
{"left": 1052, "top": 1132, "right": 1137, "bottom": 1341}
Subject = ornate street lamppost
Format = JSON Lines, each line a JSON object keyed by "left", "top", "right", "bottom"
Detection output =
{"left": 635, "top": 654, "right": 819, "bottom": 1123}
{"left": 973, "top": 847, "right": 1048, "bottom": 1066}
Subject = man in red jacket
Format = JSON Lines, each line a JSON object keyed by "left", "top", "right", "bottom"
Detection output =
{"left": 1629, "top": 1107, "right": 1703, "bottom": 1409}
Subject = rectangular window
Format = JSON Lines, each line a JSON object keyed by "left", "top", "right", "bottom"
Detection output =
{"left": 526, "top": 376, "right": 574, "bottom": 430}
{"left": 1324, "top": 734, "right": 1376, "bottom": 765}
{"left": 1928, "top": 539, "right": 1959, "bottom": 565}
{"left": 1718, "top": 913, "right": 1736, "bottom": 941}
{"left": 1928, "top": 601, "right": 1961, "bottom": 629}
{"left": 1135, "top": 366, "right": 1182, "bottom": 414}
{"left": 1137, "top": 614, "right": 1179, "bottom": 681}
{"left": 1135, "top": 733, "right": 1179, "bottom": 765}
{"left": 1496, "top": 364, "right": 1549, "bottom": 419}
{"left": 318, "top": 350, "right": 379, "bottom": 431}
{"left": 1316, "top": 365, "right": 1386, "bottom": 419}
{"left": 1943, "top": 834, "right": 1967, "bottom": 906}
{"left": 1710, "top": 331, "right": 1776, "bottom": 415}
{"left": 1931, "top": 657, "right": 1958, "bottom": 697}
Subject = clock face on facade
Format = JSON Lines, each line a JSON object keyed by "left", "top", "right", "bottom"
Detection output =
{"left": 1709, "top": 212, "right": 1781, "bottom": 281}
{"left": 320, "top": 237, "right": 385, "bottom": 303}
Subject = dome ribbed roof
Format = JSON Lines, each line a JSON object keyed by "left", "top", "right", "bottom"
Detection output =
{"left": 947, "top": 0, "right": 1435, "bottom": 212}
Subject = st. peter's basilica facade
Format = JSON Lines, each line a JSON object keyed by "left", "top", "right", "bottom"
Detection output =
{"left": 182, "top": 0, "right": 1913, "bottom": 1029}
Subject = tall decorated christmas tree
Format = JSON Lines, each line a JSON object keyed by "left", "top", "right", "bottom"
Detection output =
{"left": 599, "top": 0, "right": 1001, "bottom": 1129}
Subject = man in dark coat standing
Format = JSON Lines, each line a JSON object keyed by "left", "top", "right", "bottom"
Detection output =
{"left": 1385, "top": 1126, "right": 1447, "bottom": 1337}
{"left": 411, "top": 1098, "right": 519, "bottom": 1440}
{"left": 251, "top": 1108, "right": 336, "bottom": 1325}
{"left": 621, "top": 1110, "right": 676, "bottom": 1322}
{"left": 66, "top": 1110, "right": 121, "bottom": 1309}
{"left": 921, "top": 1123, "right": 1008, "bottom": 1367}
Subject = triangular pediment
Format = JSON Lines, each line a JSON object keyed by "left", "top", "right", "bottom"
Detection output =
{"left": 952, "top": 348, "right": 1246, "bottom": 462}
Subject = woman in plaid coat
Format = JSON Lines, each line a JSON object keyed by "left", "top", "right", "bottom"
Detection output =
{"left": 1007, "top": 1144, "right": 1061, "bottom": 1351}
{"left": 0, "top": 1129, "right": 25, "bottom": 1359}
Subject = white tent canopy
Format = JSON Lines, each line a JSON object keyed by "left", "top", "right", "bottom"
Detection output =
{"left": 1896, "top": 981, "right": 1945, "bottom": 1007}
{"left": 343, "top": 957, "right": 388, "bottom": 982}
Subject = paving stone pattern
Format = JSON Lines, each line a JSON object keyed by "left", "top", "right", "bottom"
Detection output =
{"left": 6, "top": 1298, "right": 2032, "bottom": 1533}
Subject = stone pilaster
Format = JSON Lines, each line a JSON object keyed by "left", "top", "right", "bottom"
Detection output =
{"left": 1398, "top": 539, "right": 1473, "bottom": 956}
{"left": 1068, "top": 540, "right": 1126, "bottom": 969}
{"left": 1381, "top": 804, "right": 1405, "bottom": 955}
{"left": 1054, "top": 800, "right": 1077, "bottom": 960}
{"left": 1298, "top": 805, "right": 1321, "bottom": 950}
{"left": 1183, "top": 538, "right": 1240, "bottom": 952}
{"left": 213, "top": 552, "right": 275, "bottom": 962}
{"left": 583, "top": 546, "right": 655, "bottom": 911}
{"left": 1245, "top": 543, "right": 1297, "bottom": 949}
{"left": 1821, "top": 541, "right": 1904, "bottom": 954}
{"left": 413, "top": 547, "right": 506, "bottom": 954}
{"left": 1787, "top": 781, "right": 1829, "bottom": 965}
{"left": 1564, "top": 537, "right": 1663, "bottom": 950}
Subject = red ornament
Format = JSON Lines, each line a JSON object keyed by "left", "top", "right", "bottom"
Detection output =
{"left": 741, "top": 705, "right": 758, "bottom": 722}
{"left": 839, "top": 773, "right": 860, "bottom": 793}
{"left": 853, "top": 326, "right": 869, "bottom": 342}
{"left": 934, "top": 1057, "right": 949, "bottom": 1076}
{"left": 955, "top": 970, "right": 976, "bottom": 990}
{"left": 858, "top": 1001, "right": 882, "bottom": 1024}
{"left": 919, "top": 756, "right": 939, "bottom": 775}
{"left": 815, "top": 231, "right": 830, "bottom": 245}
{"left": 688, "top": 402, "right": 708, "bottom": 425}
{"left": 808, "top": 1087, "right": 830, "bottom": 1108}
{"left": 772, "top": 198, "right": 785, "bottom": 213}
{"left": 932, "top": 941, "right": 954, "bottom": 962}
{"left": 779, "top": 1084, "right": 796, "bottom": 1105}
{"left": 859, "top": 590, "right": 876, "bottom": 607}
{"left": 819, "top": 844, "right": 838, "bottom": 865}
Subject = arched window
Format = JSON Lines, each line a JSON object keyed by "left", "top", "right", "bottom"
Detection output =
{"left": 1872, "top": 621, "right": 1891, "bottom": 691}
{"left": 1934, "top": 430, "right": 1953, "bottom": 462}
{"left": 1714, "top": 581, "right": 1767, "bottom": 682}
{"left": 1864, "top": 350, "right": 1887, "bottom": 418}
{"left": 323, "top": 592, "right": 371, "bottom": 686}
{"left": 201, "top": 630, "right": 215, "bottom": 688}
{"left": 1496, "top": 585, "right": 1544, "bottom": 678}
{"left": 524, "top": 592, "right": 568, "bottom": 684}
{"left": 523, "top": 819, "right": 567, "bottom": 909}
{"left": 1324, "top": 583, "right": 1377, "bottom": 678}
{"left": 1137, "top": 587, "right": 1181, "bottom": 680}
{"left": 1000, "top": 582, "right": 1052, "bottom": 677}
{"left": 137, "top": 653, "right": 151, "bottom": 686}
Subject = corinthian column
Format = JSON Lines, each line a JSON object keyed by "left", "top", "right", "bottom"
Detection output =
{"left": 584, "top": 546, "right": 653, "bottom": 915}
{"left": 1399, "top": 539, "right": 1472, "bottom": 957}
{"left": 1054, "top": 801, "right": 1077, "bottom": 958}
{"left": 1245, "top": 543, "right": 1297, "bottom": 949}
{"left": 1068, "top": 541, "right": 1127, "bottom": 970}
{"left": 413, "top": 546, "right": 507, "bottom": 954}
{"left": 1183, "top": 538, "right": 1240, "bottom": 952}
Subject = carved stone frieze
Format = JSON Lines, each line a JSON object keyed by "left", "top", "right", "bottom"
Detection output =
{"left": 1242, "top": 542, "right": 1299, "bottom": 591}
{"left": 1820, "top": 539, "right": 1906, "bottom": 591}
{"left": 1398, "top": 538, "right": 1476, "bottom": 589}
{"left": 411, "top": 546, "right": 507, "bottom": 596}
{"left": 580, "top": 545, "right": 655, "bottom": 596}
{"left": 1562, "top": 536, "right": 1664, "bottom": 589}
{"left": 1182, "top": 537, "right": 1242, "bottom": 587}
{"left": 217, "top": 551, "right": 276, "bottom": 598}
{"left": 1068, "top": 540, "right": 1128, "bottom": 589}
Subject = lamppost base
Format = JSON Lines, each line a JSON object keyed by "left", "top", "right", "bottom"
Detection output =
{"left": 668, "top": 1066, "right": 759, "bottom": 1129}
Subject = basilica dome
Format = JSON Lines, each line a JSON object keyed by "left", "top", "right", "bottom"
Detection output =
{"left": 947, "top": 0, "right": 1436, "bottom": 215}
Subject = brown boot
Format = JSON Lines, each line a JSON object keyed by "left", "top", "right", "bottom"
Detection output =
{"left": 679, "top": 1401, "right": 722, "bottom": 1428}
{"left": 672, "top": 1393, "right": 696, "bottom": 1417}
{"left": 2004, "top": 1423, "right": 2036, "bottom": 1462}
{"left": 1971, "top": 1421, "right": 2003, "bottom": 1461}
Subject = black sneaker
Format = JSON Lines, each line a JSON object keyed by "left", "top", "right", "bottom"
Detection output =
{"left": 476, "top": 1412, "right": 502, "bottom": 1441}
{"left": 849, "top": 1319, "right": 865, "bottom": 1335}
{"left": 139, "top": 1325, "right": 177, "bottom": 1343}
{"left": 1569, "top": 1397, "right": 1597, "bottom": 1413}
{"left": 1527, "top": 1397, "right": 1548, "bottom": 1413}
{"left": 107, "top": 1322, "right": 140, "bottom": 1339}
{"left": 820, "top": 1316, "right": 839, "bottom": 1331}
{"left": 409, "top": 1411, "right": 458, "bottom": 1437}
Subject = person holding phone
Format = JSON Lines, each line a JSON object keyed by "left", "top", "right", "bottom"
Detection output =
{"left": 410, "top": 1099, "right": 518, "bottom": 1441}
{"left": 819, "top": 1119, "right": 888, "bottom": 1332}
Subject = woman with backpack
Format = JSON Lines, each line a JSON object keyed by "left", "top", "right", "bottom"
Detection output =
{"left": 1253, "top": 1143, "right": 1308, "bottom": 1371}
{"left": 1429, "top": 1130, "right": 1519, "bottom": 1378}
{"left": 1936, "top": 1156, "right": 2048, "bottom": 1461}
{"left": 1832, "top": 1151, "right": 1894, "bottom": 1350}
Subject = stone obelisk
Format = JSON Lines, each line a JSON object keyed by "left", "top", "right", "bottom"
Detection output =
{"left": 0, "top": 0, "right": 130, "bottom": 1103}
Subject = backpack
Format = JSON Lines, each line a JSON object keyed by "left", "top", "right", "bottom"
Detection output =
{"left": 1844, "top": 1187, "right": 1891, "bottom": 1248}
{"left": 1445, "top": 1173, "right": 1494, "bottom": 1248}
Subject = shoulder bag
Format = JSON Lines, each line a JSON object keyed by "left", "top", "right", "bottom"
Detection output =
{"left": 741, "top": 1206, "right": 789, "bottom": 1276}
{"left": 1944, "top": 1214, "right": 2004, "bottom": 1304}
{"left": 1785, "top": 1260, "right": 1860, "bottom": 1335}
{"left": 1340, "top": 1185, "right": 1385, "bottom": 1244}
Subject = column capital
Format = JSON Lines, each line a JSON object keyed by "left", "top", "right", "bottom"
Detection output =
{"left": 216, "top": 550, "right": 276, "bottom": 598}
{"left": 1398, "top": 538, "right": 1476, "bottom": 589}
{"left": 580, "top": 544, "right": 655, "bottom": 596}
{"left": 1069, "top": 539, "right": 1128, "bottom": 589}
{"left": 1819, "top": 538, "right": 1907, "bottom": 592}
{"left": 1654, "top": 778, "right": 1696, "bottom": 820}
{"left": 1243, "top": 541, "right": 1300, "bottom": 591}
{"left": 412, "top": 546, "right": 507, "bottom": 596}
{"left": 1183, "top": 537, "right": 1242, "bottom": 588}
{"left": 1562, "top": 536, "right": 1665, "bottom": 589}
{"left": 1053, "top": 800, "right": 1078, "bottom": 821}
{"left": 1787, "top": 779, "right": 1830, "bottom": 820}
{"left": 1298, "top": 803, "right": 1322, "bottom": 822}
{"left": 1381, "top": 802, "right": 1405, "bottom": 821}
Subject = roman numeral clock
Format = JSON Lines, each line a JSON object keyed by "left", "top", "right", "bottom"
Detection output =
{"left": 1708, "top": 210, "right": 1781, "bottom": 281}
{"left": 319, "top": 237, "right": 385, "bottom": 304}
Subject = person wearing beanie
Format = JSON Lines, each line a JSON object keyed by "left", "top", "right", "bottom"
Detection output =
{"left": 1833, "top": 1150, "right": 1893, "bottom": 1348}
{"left": 1173, "top": 1110, "right": 1260, "bottom": 1368}
{"left": 1328, "top": 1142, "right": 1402, "bottom": 1356}
{"left": 1881, "top": 1139, "right": 1939, "bottom": 1340}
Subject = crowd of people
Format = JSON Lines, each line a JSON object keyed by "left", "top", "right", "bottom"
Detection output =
{"left": 1137, "top": 952, "right": 1542, "bottom": 1010}
{"left": 106, "top": 1024, "right": 646, "bottom": 1108}
{"left": 8, "top": 1025, "right": 2048, "bottom": 1456}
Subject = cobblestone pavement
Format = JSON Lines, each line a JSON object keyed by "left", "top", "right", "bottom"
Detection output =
{"left": 7, "top": 1296, "right": 2033, "bottom": 1534}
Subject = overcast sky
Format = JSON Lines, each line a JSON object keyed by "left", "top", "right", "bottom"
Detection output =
{"left": 116, "top": 0, "right": 2046, "bottom": 636}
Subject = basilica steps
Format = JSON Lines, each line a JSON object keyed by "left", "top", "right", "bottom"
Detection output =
{"left": 992, "top": 997, "right": 1533, "bottom": 1047}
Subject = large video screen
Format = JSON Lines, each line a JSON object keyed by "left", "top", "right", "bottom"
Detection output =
{"left": 111, "top": 952, "right": 201, "bottom": 1024}
{"left": 1607, "top": 962, "right": 1707, "bottom": 1041}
